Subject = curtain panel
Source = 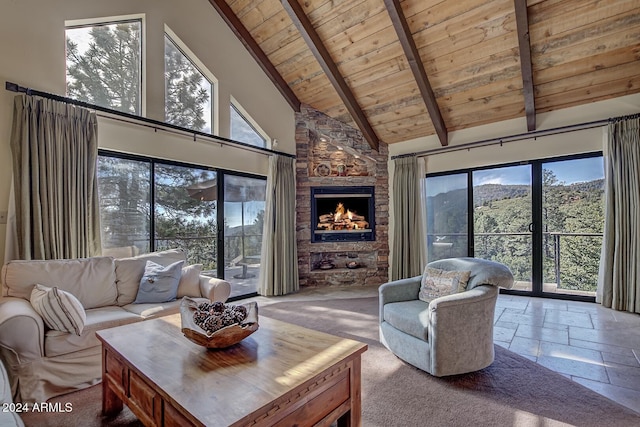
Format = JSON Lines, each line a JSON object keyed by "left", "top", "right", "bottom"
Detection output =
{"left": 8, "top": 95, "right": 101, "bottom": 260}
{"left": 598, "top": 115, "right": 640, "bottom": 313}
{"left": 391, "top": 156, "right": 427, "bottom": 280}
{"left": 258, "top": 155, "right": 299, "bottom": 296}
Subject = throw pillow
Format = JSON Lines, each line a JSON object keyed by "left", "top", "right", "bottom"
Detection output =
{"left": 30, "top": 284, "right": 86, "bottom": 335}
{"left": 134, "top": 260, "right": 184, "bottom": 304}
{"left": 177, "top": 264, "right": 203, "bottom": 298}
{"left": 418, "top": 267, "right": 471, "bottom": 303}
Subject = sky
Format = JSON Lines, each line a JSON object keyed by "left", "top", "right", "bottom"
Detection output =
{"left": 427, "top": 156, "right": 604, "bottom": 197}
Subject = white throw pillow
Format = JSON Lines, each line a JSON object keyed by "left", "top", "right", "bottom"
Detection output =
{"left": 177, "top": 264, "right": 203, "bottom": 298}
{"left": 419, "top": 267, "right": 471, "bottom": 303}
{"left": 30, "top": 284, "right": 86, "bottom": 335}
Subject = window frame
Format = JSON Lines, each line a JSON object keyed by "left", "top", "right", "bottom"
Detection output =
{"left": 164, "top": 26, "right": 218, "bottom": 136}
{"left": 230, "top": 97, "right": 270, "bottom": 148}
{"left": 65, "top": 14, "right": 146, "bottom": 116}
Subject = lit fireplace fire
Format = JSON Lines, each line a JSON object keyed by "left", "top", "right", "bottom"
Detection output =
{"left": 317, "top": 203, "right": 369, "bottom": 231}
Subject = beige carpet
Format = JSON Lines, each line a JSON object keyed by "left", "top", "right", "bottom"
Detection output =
{"left": 21, "top": 296, "right": 640, "bottom": 426}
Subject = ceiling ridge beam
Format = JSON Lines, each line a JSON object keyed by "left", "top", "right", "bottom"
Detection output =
{"left": 280, "top": 0, "right": 381, "bottom": 151}
{"left": 207, "top": 0, "right": 301, "bottom": 112}
{"left": 383, "top": 0, "right": 448, "bottom": 147}
{"left": 514, "top": 0, "right": 536, "bottom": 131}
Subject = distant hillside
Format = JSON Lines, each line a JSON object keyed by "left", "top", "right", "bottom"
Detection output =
{"left": 430, "top": 179, "right": 604, "bottom": 209}
{"left": 473, "top": 184, "right": 529, "bottom": 207}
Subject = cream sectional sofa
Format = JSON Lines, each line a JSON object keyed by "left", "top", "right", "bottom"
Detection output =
{"left": 0, "top": 249, "right": 231, "bottom": 403}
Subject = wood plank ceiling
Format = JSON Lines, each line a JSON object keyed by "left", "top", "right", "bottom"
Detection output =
{"left": 210, "top": 0, "right": 640, "bottom": 149}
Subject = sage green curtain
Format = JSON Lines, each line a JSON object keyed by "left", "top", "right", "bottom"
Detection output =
{"left": 258, "top": 155, "right": 299, "bottom": 296}
{"left": 391, "top": 156, "right": 427, "bottom": 280}
{"left": 9, "top": 95, "right": 101, "bottom": 260}
{"left": 598, "top": 115, "right": 640, "bottom": 313}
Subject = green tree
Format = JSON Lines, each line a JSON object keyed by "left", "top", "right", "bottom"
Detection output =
{"left": 164, "top": 36, "right": 210, "bottom": 131}
{"left": 97, "top": 157, "right": 150, "bottom": 251}
{"left": 66, "top": 23, "right": 141, "bottom": 114}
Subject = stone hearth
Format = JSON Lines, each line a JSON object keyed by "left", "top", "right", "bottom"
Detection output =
{"left": 296, "top": 105, "right": 389, "bottom": 288}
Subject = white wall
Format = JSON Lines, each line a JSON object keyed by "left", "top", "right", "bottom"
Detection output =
{"left": 0, "top": 0, "right": 295, "bottom": 262}
{"left": 389, "top": 93, "right": 640, "bottom": 172}
{"left": 387, "top": 93, "right": 640, "bottom": 276}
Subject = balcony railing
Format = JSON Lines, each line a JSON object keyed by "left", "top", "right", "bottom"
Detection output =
{"left": 428, "top": 232, "right": 603, "bottom": 295}
{"left": 108, "top": 234, "right": 263, "bottom": 298}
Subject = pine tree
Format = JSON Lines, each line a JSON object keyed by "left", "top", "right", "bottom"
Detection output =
{"left": 66, "top": 23, "right": 141, "bottom": 114}
{"left": 164, "top": 36, "right": 210, "bottom": 132}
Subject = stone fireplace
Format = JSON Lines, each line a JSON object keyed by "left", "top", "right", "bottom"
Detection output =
{"left": 296, "top": 105, "right": 389, "bottom": 288}
{"left": 311, "top": 186, "right": 375, "bottom": 243}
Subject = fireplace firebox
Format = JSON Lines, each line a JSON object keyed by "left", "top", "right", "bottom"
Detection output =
{"left": 311, "top": 186, "right": 375, "bottom": 242}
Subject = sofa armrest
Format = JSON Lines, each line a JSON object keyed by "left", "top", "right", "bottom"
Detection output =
{"left": 378, "top": 276, "right": 421, "bottom": 322}
{"left": 427, "top": 285, "right": 498, "bottom": 376}
{"left": 199, "top": 276, "right": 231, "bottom": 302}
{"left": 0, "top": 297, "right": 45, "bottom": 361}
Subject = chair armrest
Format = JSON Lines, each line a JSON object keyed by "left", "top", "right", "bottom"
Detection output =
{"left": 199, "top": 276, "right": 231, "bottom": 302}
{"left": 0, "top": 297, "right": 45, "bottom": 361}
{"left": 378, "top": 276, "right": 421, "bottom": 322}
{"left": 428, "top": 285, "right": 498, "bottom": 375}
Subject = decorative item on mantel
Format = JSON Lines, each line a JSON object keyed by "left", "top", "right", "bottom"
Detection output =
{"left": 180, "top": 297, "right": 258, "bottom": 349}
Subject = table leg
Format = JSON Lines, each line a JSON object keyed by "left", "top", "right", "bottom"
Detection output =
{"left": 102, "top": 378, "right": 123, "bottom": 415}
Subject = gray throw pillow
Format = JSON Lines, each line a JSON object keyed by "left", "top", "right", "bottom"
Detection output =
{"left": 134, "top": 260, "right": 184, "bottom": 304}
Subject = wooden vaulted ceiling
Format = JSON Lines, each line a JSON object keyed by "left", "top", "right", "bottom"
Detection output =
{"left": 209, "top": 0, "right": 640, "bottom": 150}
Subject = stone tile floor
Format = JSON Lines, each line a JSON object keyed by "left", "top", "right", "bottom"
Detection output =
{"left": 249, "top": 285, "right": 640, "bottom": 415}
{"left": 494, "top": 293, "right": 640, "bottom": 414}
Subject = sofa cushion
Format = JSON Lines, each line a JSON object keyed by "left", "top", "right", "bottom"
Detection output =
{"left": 177, "top": 264, "right": 203, "bottom": 298}
{"left": 30, "top": 284, "right": 86, "bottom": 335}
{"left": 114, "top": 249, "right": 187, "bottom": 306}
{"left": 418, "top": 267, "right": 470, "bottom": 303}
{"left": 44, "top": 306, "right": 141, "bottom": 358}
{"left": 383, "top": 300, "right": 430, "bottom": 341}
{"left": 122, "top": 299, "right": 188, "bottom": 320}
{"left": 1, "top": 257, "right": 118, "bottom": 309}
{"left": 134, "top": 260, "right": 184, "bottom": 303}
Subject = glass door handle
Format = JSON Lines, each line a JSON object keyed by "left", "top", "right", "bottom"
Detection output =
{"left": 529, "top": 223, "right": 534, "bottom": 233}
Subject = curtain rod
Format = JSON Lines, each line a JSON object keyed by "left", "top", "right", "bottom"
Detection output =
{"left": 5, "top": 81, "right": 296, "bottom": 159}
{"left": 390, "top": 112, "right": 638, "bottom": 160}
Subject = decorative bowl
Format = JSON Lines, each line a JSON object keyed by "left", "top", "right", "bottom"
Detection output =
{"left": 180, "top": 297, "right": 259, "bottom": 349}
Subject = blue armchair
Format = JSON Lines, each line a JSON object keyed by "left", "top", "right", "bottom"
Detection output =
{"left": 379, "top": 257, "right": 514, "bottom": 376}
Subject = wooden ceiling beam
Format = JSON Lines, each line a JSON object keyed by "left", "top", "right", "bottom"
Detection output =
{"left": 514, "top": 0, "right": 536, "bottom": 131}
{"left": 207, "top": 0, "right": 301, "bottom": 112}
{"left": 280, "top": 0, "right": 380, "bottom": 151}
{"left": 383, "top": 0, "right": 448, "bottom": 146}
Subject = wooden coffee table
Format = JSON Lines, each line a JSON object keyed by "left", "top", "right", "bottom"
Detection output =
{"left": 96, "top": 313, "right": 367, "bottom": 426}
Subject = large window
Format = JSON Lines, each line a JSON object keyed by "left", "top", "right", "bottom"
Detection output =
{"left": 164, "top": 32, "right": 213, "bottom": 133}
{"left": 425, "top": 153, "right": 604, "bottom": 300}
{"left": 97, "top": 152, "right": 266, "bottom": 299}
{"left": 66, "top": 18, "right": 142, "bottom": 115}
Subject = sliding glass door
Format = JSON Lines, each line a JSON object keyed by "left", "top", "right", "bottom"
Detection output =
{"left": 425, "top": 173, "right": 469, "bottom": 261}
{"left": 541, "top": 157, "right": 604, "bottom": 297}
{"left": 154, "top": 164, "right": 218, "bottom": 275}
{"left": 472, "top": 165, "right": 533, "bottom": 292}
{"left": 97, "top": 151, "right": 266, "bottom": 299}
{"left": 425, "top": 152, "right": 603, "bottom": 300}
{"left": 223, "top": 174, "right": 267, "bottom": 297}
